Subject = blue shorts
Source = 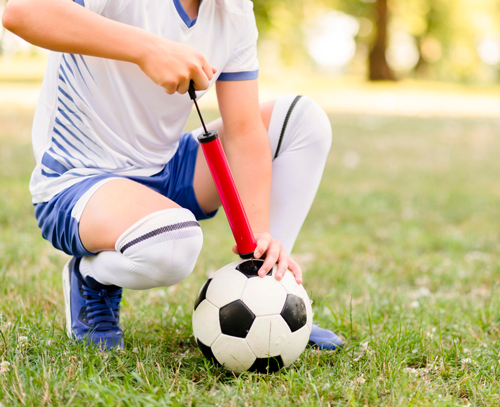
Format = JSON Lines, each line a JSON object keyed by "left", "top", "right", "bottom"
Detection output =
{"left": 34, "top": 133, "right": 216, "bottom": 257}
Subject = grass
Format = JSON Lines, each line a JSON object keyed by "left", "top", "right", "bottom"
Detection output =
{"left": 1, "top": 103, "right": 500, "bottom": 406}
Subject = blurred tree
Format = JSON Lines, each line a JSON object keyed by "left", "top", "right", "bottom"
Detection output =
{"left": 252, "top": 0, "right": 315, "bottom": 66}
{"left": 368, "top": 0, "right": 395, "bottom": 80}
{"left": 252, "top": 0, "right": 500, "bottom": 83}
{"left": 392, "top": 0, "right": 500, "bottom": 83}
{"left": 391, "top": 0, "right": 453, "bottom": 79}
{"left": 424, "top": 3, "right": 448, "bottom": 76}
{"left": 326, "top": 0, "right": 395, "bottom": 80}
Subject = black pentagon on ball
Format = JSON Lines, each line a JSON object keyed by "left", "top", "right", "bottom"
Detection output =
{"left": 219, "top": 300, "right": 255, "bottom": 338}
{"left": 236, "top": 259, "right": 271, "bottom": 278}
{"left": 194, "top": 278, "right": 212, "bottom": 311}
{"left": 197, "top": 339, "right": 221, "bottom": 367}
{"left": 280, "top": 294, "right": 307, "bottom": 332}
{"left": 249, "top": 356, "right": 284, "bottom": 374}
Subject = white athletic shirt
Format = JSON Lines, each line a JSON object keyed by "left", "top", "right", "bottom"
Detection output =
{"left": 30, "top": 0, "right": 259, "bottom": 203}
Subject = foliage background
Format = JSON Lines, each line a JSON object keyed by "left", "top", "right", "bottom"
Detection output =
{"left": 251, "top": 0, "right": 500, "bottom": 83}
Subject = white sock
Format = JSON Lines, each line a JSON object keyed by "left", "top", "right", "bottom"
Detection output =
{"left": 268, "top": 95, "right": 332, "bottom": 253}
{"left": 80, "top": 208, "right": 203, "bottom": 290}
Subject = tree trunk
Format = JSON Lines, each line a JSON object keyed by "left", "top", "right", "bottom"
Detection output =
{"left": 369, "top": 0, "right": 395, "bottom": 81}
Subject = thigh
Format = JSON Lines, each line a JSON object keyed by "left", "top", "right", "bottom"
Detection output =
{"left": 193, "top": 99, "right": 276, "bottom": 214}
{"left": 79, "top": 178, "right": 180, "bottom": 253}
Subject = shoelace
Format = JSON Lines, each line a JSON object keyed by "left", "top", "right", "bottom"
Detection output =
{"left": 82, "top": 285, "right": 122, "bottom": 331}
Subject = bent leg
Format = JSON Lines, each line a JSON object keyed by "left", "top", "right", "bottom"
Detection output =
{"left": 267, "top": 95, "right": 332, "bottom": 253}
{"left": 193, "top": 95, "right": 332, "bottom": 253}
{"left": 79, "top": 178, "right": 181, "bottom": 252}
{"left": 78, "top": 178, "right": 203, "bottom": 289}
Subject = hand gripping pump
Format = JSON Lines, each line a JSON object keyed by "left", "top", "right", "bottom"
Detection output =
{"left": 188, "top": 82, "right": 257, "bottom": 259}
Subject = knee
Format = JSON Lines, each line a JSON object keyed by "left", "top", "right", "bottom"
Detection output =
{"left": 143, "top": 231, "right": 203, "bottom": 287}
{"left": 119, "top": 208, "right": 203, "bottom": 288}
{"left": 298, "top": 96, "right": 332, "bottom": 153}
{"left": 272, "top": 95, "right": 332, "bottom": 158}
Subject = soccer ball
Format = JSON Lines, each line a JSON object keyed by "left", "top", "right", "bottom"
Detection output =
{"left": 192, "top": 259, "right": 313, "bottom": 373}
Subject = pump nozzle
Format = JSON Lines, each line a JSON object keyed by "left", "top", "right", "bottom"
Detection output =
{"left": 189, "top": 81, "right": 208, "bottom": 135}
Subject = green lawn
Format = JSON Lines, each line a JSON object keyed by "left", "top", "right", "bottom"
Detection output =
{"left": 1, "top": 105, "right": 500, "bottom": 406}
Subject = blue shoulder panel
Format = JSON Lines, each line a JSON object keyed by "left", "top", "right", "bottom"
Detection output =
{"left": 218, "top": 70, "right": 259, "bottom": 81}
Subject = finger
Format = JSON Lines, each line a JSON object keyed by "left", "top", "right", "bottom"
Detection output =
{"left": 259, "top": 240, "right": 281, "bottom": 278}
{"left": 254, "top": 235, "right": 270, "bottom": 259}
{"left": 176, "top": 78, "right": 190, "bottom": 95}
{"left": 212, "top": 67, "right": 217, "bottom": 74}
{"left": 232, "top": 244, "right": 238, "bottom": 255}
{"left": 274, "top": 251, "right": 288, "bottom": 281}
{"left": 163, "top": 82, "right": 177, "bottom": 95}
{"left": 288, "top": 258, "right": 303, "bottom": 284}
{"left": 201, "top": 59, "right": 214, "bottom": 81}
{"left": 192, "top": 67, "right": 210, "bottom": 90}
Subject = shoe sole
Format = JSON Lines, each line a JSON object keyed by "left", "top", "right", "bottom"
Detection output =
{"left": 62, "top": 259, "right": 74, "bottom": 339}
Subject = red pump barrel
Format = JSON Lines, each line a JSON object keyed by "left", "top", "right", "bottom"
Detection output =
{"left": 198, "top": 130, "right": 257, "bottom": 258}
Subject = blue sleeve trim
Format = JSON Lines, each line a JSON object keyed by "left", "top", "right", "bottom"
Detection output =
{"left": 218, "top": 70, "right": 259, "bottom": 81}
{"left": 74, "top": 0, "right": 85, "bottom": 5}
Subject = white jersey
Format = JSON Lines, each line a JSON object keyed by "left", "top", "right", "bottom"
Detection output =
{"left": 30, "top": 0, "right": 259, "bottom": 203}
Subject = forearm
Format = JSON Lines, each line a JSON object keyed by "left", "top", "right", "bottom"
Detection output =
{"left": 216, "top": 80, "right": 272, "bottom": 233}
{"left": 224, "top": 125, "right": 272, "bottom": 234}
{"left": 2, "top": 0, "right": 153, "bottom": 65}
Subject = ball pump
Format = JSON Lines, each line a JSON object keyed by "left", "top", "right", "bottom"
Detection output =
{"left": 188, "top": 81, "right": 257, "bottom": 259}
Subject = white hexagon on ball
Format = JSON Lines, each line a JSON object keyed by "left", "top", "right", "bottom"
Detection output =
{"left": 241, "top": 276, "right": 287, "bottom": 317}
{"left": 246, "top": 315, "right": 292, "bottom": 358}
{"left": 211, "top": 334, "right": 256, "bottom": 373}
{"left": 192, "top": 300, "right": 221, "bottom": 347}
{"left": 280, "top": 324, "right": 311, "bottom": 366}
{"left": 206, "top": 261, "right": 249, "bottom": 308}
{"left": 276, "top": 269, "right": 304, "bottom": 296}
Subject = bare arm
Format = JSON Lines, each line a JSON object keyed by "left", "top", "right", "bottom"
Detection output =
{"left": 216, "top": 79, "right": 272, "bottom": 233}
{"left": 2, "top": 0, "right": 214, "bottom": 93}
{"left": 216, "top": 80, "right": 302, "bottom": 283}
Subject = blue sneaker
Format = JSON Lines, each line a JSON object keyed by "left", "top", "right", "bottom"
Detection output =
{"left": 62, "top": 257, "right": 124, "bottom": 349}
{"left": 309, "top": 323, "right": 344, "bottom": 350}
